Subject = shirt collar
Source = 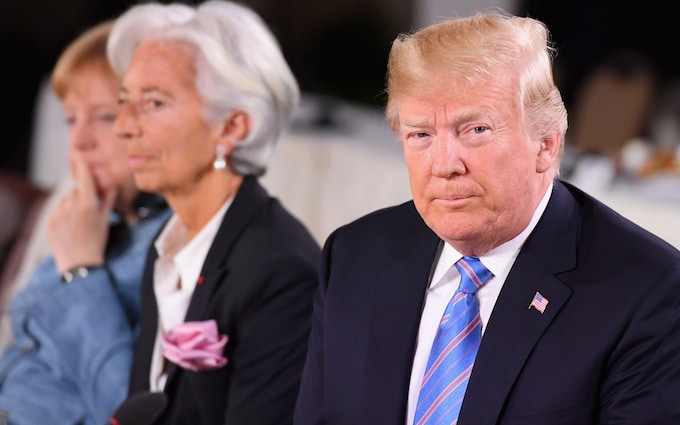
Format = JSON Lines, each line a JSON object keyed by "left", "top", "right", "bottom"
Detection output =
{"left": 433, "top": 182, "right": 554, "bottom": 283}
{"left": 154, "top": 195, "right": 234, "bottom": 290}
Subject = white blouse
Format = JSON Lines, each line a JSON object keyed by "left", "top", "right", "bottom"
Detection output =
{"left": 148, "top": 198, "right": 232, "bottom": 391}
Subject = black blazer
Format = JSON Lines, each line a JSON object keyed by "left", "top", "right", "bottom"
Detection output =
{"left": 129, "top": 176, "right": 320, "bottom": 425}
{"left": 294, "top": 180, "right": 680, "bottom": 424}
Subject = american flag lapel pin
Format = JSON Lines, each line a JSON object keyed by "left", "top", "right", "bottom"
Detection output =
{"left": 528, "top": 291, "right": 549, "bottom": 314}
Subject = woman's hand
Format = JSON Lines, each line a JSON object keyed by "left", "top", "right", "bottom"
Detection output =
{"left": 48, "top": 154, "right": 117, "bottom": 274}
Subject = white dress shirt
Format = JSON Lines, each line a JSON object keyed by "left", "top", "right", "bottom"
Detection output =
{"left": 149, "top": 198, "right": 232, "bottom": 391}
{"left": 405, "top": 183, "right": 553, "bottom": 424}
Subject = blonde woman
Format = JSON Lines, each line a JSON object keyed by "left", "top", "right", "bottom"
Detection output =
{"left": 0, "top": 21, "right": 170, "bottom": 425}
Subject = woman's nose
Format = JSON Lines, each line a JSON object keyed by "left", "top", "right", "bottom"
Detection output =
{"left": 115, "top": 102, "right": 142, "bottom": 138}
{"left": 69, "top": 120, "right": 96, "bottom": 151}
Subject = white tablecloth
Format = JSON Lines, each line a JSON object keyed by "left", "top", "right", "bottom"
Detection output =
{"left": 577, "top": 182, "right": 680, "bottom": 249}
{"left": 262, "top": 126, "right": 411, "bottom": 244}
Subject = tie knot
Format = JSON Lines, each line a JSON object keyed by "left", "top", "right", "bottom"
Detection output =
{"left": 454, "top": 256, "right": 493, "bottom": 294}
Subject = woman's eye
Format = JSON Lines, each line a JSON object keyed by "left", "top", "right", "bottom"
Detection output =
{"left": 97, "top": 113, "right": 117, "bottom": 123}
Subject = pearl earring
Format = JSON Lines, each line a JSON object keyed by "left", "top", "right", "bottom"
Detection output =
{"left": 213, "top": 145, "right": 227, "bottom": 170}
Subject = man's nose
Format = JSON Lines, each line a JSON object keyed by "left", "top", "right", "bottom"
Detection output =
{"left": 431, "top": 134, "right": 466, "bottom": 177}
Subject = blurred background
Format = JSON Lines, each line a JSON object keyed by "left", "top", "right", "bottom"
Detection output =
{"left": 0, "top": 0, "right": 678, "bottom": 247}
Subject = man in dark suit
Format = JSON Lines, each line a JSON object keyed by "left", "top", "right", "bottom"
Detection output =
{"left": 294, "top": 11, "right": 680, "bottom": 425}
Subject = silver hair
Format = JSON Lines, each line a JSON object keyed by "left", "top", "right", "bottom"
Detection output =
{"left": 107, "top": 1, "right": 299, "bottom": 176}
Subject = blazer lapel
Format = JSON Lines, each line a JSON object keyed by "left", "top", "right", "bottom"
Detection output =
{"left": 459, "top": 181, "right": 580, "bottom": 425}
{"left": 183, "top": 176, "right": 267, "bottom": 322}
{"left": 362, "top": 206, "right": 441, "bottom": 424}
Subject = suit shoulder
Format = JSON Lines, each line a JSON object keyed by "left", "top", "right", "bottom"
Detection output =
{"left": 324, "top": 201, "right": 437, "bottom": 254}
{"left": 248, "top": 197, "right": 321, "bottom": 261}
{"left": 563, "top": 181, "right": 680, "bottom": 262}
{"left": 334, "top": 201, "right": 418, "bottom": 236}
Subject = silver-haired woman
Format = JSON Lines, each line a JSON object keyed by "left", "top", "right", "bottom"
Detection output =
{"left": 108, "top": 2, "right": 320, "bottom": 424}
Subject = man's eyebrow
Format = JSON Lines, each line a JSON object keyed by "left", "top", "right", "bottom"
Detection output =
{"left": 401, "top": 118, "right": 432, "bottom": 127}
{"left": 141, "top": 87, "right": 165, "bottom": 95}
{"left": 118, "top": 86, "right": 169, "bottom": 96}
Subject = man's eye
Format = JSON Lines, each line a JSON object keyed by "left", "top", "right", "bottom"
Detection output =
{"left": 472, "top": 126, "right": 487, "bottom": 134}
{"left": 138, "top": 99, "right": 164, "bottom": 111}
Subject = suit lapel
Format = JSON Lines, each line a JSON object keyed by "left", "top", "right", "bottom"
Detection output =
{"left": 362, "top": 206, "right": 442, "bottom": 424}
{"left": 459, "top": 181, "right": 580, "bottom": 425}
{"left": 183, "top": 176, "right": 267, "bottom": 322}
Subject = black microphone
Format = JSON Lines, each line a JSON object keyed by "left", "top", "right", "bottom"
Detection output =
{"left": 109, "top": 391, "right": 168, "bottom": 425}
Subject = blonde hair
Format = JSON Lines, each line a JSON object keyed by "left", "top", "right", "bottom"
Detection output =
{"left": 385, "top": 11, "right": 568, "bottom": 147}
{"left": 50, "top": 20, "right": 115, "bottom": 99}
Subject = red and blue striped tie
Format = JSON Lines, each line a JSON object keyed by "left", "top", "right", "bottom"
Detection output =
{"left": 414, "top": 256, "right": 493, "bottom": 425}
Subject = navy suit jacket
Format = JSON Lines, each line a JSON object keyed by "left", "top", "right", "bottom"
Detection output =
{"left": 294, "top": 180, "right": 680, "bottom": 424}
{"left": 129, "top": 176, "right": 320, "bottom": 425}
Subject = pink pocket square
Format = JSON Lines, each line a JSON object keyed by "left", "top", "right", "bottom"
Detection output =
{"left": 162, "top": 320, "right": 228, "bottom": 371}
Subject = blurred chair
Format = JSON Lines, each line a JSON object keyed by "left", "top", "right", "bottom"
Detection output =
{"left": 0, "top": 171, "right": 49, "bottom": 348}
{"left": 568, "top": 51, "right": 657, "bottom": 156}
{"left": 0, "top": 172, "right": 48, "bottom": 286}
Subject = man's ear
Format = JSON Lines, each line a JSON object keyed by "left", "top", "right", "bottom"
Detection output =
{"left": 536, "top": 132, "right": 562, "bottom": 173}
{"left": 216, "top": 110, "right": 251, "bottom": 153}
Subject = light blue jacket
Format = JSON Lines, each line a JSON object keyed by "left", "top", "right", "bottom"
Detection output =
{"left": 0, "top": 199, "right": 170, "bottom": 425}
